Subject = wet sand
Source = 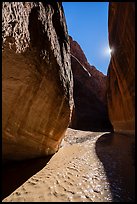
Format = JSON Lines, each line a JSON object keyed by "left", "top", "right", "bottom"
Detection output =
{"left": 2, "top": 128, "right": 135, "bottom": 202}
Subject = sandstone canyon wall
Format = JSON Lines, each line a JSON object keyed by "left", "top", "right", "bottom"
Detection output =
{"left": 69, "top": 36, "right": 112, "bottom": 131}
{"left": 107, "top": 2, "right": 135, "bottom": 134}
{"left": 2, "top": 2, "right": 73, "bottom": 161}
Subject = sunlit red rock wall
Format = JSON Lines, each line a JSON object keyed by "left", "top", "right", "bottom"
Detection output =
{"left": 107, "top": 2, "right": 135, "bottom": 134}
{"left": 2, "top": 2, "right": 73, "bottom": 161}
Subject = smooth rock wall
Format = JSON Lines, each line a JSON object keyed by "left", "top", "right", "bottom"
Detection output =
{"left": 107, "top": 2, "right": 135, "bottom": 134}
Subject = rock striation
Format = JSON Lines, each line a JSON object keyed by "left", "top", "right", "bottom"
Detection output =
{"left": 69, "top": 36, "right": 112, "bottom": 131}
{"left": 2, "top": 2, "right": 73, "bottom": 161}
{"left": 107, "top": 2, "right": 135, "bottom": 134}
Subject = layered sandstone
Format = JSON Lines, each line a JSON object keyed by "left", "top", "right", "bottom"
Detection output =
{"left": 2, "top": 2, "right": 73, "bottom": 161}
{"left": 69, "top": 36, "right": 112, "bottom": 131}
{"left": 107, "top": 2, "right": 135, "bottom": 134}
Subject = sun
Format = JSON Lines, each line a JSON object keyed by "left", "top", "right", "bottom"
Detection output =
{"left": 109, "top": 48, "right": 112, "bottom": 54}
{"left": 109, "top": 47, "right": 114, "bottom": 54}
{"left": 104, "top": 46, "right": 114, "bottom": 57}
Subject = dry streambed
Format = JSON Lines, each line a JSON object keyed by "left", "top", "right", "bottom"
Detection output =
{"left": 3, "top": 128, "right": 134, "bottom": 202}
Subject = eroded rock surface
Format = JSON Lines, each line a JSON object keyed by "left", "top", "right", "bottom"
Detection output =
{"left": 107, "top": 2, "right": 135, "bottom": 134}
{"left": 69, "top": 36, "right": 112, "bottom": 131}
{"left": 2, "top": 2, "right": 73, "bottom": 161}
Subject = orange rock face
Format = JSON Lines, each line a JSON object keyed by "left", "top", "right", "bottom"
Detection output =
{"left": 2, "top": 2, "right": 73, "bottom": 161}
{"left": 107, "top": 2, "right": 135, "bottom": 134}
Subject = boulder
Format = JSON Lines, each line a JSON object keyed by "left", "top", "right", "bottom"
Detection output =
{"left": 107, "top": 2, "right": 135, "bottom": 134}
{"left": 2, "top": 2, "right": 73, "bottom": 161}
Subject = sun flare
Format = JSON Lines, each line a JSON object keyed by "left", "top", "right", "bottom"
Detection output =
{"left": 109, "top": 48, "right": 112, "bottom": 54}
{"left": 104, "top": 46, "right": 114, "bottom": 57}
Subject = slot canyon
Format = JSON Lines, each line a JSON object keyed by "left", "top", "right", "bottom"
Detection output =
{"left": 2, "top": 2, "right": 135, "bottom": 202}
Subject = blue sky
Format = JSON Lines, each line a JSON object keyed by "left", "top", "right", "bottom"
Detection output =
{"left": 62, "top": 2, "right": 111, "bottom": 75}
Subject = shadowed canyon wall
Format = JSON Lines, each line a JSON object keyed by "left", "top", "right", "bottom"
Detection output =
{"left": 2, "top": 2, "right": 73, "bottom": 161}
{"left": 107, "top": 2, "right": 135, "bottom": 135}
{"left": 69, "top": 36, "right": 112, "bottom": 131}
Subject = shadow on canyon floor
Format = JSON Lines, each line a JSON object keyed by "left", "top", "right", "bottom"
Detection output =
{"left": 95, "top": 132, "right": 135, "bottom": 202}
{"left": 2, "top": 155, "right": 53, "bottom": 200}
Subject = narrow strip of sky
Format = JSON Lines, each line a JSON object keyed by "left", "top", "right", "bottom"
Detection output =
{"left": 62, "top": 2, "right": 111, "bottom": 75}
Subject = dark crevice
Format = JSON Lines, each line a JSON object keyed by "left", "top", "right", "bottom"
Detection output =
{"left": 50, "top": 2, "right": 68, "bottom": 66}
{"left": 27, "top": 5, "right": 66, "bottom": 95}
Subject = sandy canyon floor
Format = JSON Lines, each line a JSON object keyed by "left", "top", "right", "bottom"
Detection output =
{"left": 2, "top": 128, "right": 135, "bottom": 202}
